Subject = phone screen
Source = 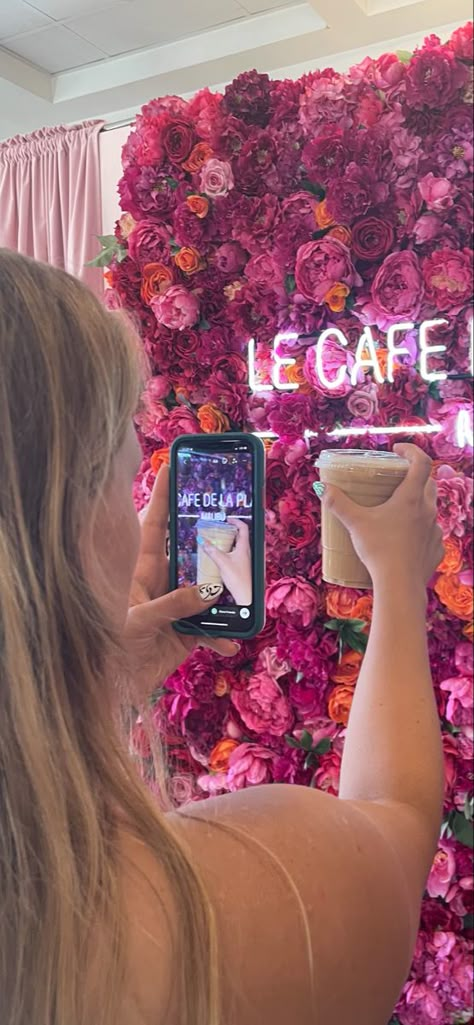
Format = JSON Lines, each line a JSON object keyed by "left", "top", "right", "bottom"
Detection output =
{"left": 173, "top": 436, "right": 261, "bottom": 634}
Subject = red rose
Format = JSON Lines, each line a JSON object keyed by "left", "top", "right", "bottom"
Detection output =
{"left": 302, "top": 129, "right": 347, "bottom": 185}
{"left": 162, "top": 119, "right": 195, "bottom": 165}
{"left": 351, "top": 216, "right": 395, "bottom": 262}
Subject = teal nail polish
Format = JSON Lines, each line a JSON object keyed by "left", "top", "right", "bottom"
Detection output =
{"left": 312, "top": 482, "right": 326, "bottom": 500}
{"left": 196, "top": 535, "right": 204, "bottom": 546}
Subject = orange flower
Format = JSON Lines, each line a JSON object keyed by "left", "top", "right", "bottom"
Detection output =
{"left": 326, "top": 587, "right": 360, "bottom": 619}
{"left": 209, "top": 738, "right": 239, "bottom": 773}
{"left": 174, "top": 246, "right": 204, "bottom": 275}
{"left": 150, "top": 448, "right": 170, "bottom": 474}
{"left": 376, "top": 349, "right": 389, "bottom": 377}
{"left": 315, "top": 199, "right": 335, "bottom": 229}
{"left": 437, "top": 538, "right": 463, "bottom": 576}
{"left": 182, "top": 142, "right": 213, "bottom": 173}
{"left": 186, "top": 194, "right": 210, "bottom": 218}
{"left": 328, "top": 225, "right": 352, "bottom": 246}
{"left": 463, "top": 621, "right": 473, "bottom": 639}
{"left": 104, "top": 269, "right": 114, "bottom": 288}
{"left": 285, "top": 359, "right": 312, "bottom": 393}
{"left": 324, "top": 282, "right": 350, "bottom": 313}
{"left": 351, "top": 594, "right": 373, "bottom": 623}
{"left": 330, "top": 650, "right": 363, "bottom": 686}
{"left": 434, "top": 573, "right": 473, "bottom": 621}
{"left": 141, "top": 262, "right": 174, "bottom": 304}
{"left": 197, "top": 403, "right": 230, "bottom": 433}
{"left": 328, "top": 685, "right": 354, "bottom": 726}
{"left": 214, "top": 671, "right": 233, "bottom": 697}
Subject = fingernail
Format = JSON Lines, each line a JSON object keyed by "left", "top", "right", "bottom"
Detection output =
{"left": 312, "top": 482, "right": 326, "bottom": 500}
{"left": 198, "top": 583, "right": 224, "bottom": 602}
{"left": 196, "top": 535, "right": 204, "bottom": 546}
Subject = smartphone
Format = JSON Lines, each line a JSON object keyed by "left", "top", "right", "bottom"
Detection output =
{"left": 169, "top": 433, "right": 265, "bottom": 639}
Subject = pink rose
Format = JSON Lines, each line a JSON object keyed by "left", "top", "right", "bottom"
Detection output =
{"left": 295, "top": 238, "right": 361, "bottom": 305}
{"left": 304, "top": 338, "right": 355, "bottom": 398}
{"left": 413, "top": 213, "right": 443, "bottom": 244}
{"left": 418, "top": 172, "right": 457, "bottom": 212}
{"left": 436, "top": 466, "right": 473, "bottom": 538}
{"left": 266, "top": 577, "right": 322, "bottom": 628}
{"left": 258, "top": 646, "right": 291, "bottom": 680}
{"left": 226, "top": 743, "right": 274, "bottom": 791}
{"left": 426, "top": 842, "right": 457, "bottom": 899}
{"left": 423, "top": 247, "right": 473, "bottom": 313}
{"left": 151, "top": 285, "right": 200, "bottom": 330}
{"left": 312, "top": 748, "right": 342, "bottom": 796}
{"left": 440, "top": 675, "right": 473, "bottom": 726}
{"left": 231, "top": 671, "right": 293, "bottom": 737}
{"left": 346, "top": 383, "right": 379, "bottom": 419}
{"left": 200, "top": 158, "right": 234, "bottom": 197}
{"left": 364, "top": 251, "right": 424, "bottom": 330}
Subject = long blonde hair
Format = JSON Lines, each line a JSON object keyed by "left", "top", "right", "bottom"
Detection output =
{"left": 0, "top": 250, "right": 217, "bottom": 1025}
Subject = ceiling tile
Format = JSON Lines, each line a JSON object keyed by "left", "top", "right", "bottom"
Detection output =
{"left": 25, "top": 0, "right": 126, "bottom": 21}
{"left": 67, "top": 0, "right": 245, "bottom": 57}
{"left": 0, "top": 0, "right": 51, "bottom": 39}
{"left": 2, "top": 24, "right": 106, "bottom": 72}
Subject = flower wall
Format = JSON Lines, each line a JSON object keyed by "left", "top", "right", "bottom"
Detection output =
{"left": 104, "top": 24, "right": 473, "bottom": 1024}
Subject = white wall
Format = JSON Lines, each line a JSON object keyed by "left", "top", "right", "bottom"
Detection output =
{"left": 100, "top": 126, "right": 130, "bottom": 236}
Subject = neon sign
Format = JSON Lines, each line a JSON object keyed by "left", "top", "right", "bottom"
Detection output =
{"left": 248, "top": 317, "right": 473, "bottom": 449}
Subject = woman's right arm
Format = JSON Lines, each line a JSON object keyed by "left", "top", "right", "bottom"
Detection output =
{"left": 138, "top": 445, "right": 446, "bottom": 1025}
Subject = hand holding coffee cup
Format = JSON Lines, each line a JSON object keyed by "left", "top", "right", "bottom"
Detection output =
{"left": 315, "top": 445, "right": 444, "bottom": 590}
{"left": 197, "top": 517, "right": 252, "bottom": 606}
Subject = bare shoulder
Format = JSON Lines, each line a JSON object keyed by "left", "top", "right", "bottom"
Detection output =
{"left": 168, "top": 785, "right": 421, "bottom": 1025}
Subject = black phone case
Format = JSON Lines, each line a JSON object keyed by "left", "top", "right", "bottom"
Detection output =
{"left": 169, "top": 432, "right": 266, "bottom": 640}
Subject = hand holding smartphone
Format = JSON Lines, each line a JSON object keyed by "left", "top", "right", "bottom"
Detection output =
{"left": 169, "top": 433, "right": 265, "bottom": 639}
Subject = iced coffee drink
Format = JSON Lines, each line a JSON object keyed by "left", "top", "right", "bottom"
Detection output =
{"left": 317, "top": 450, "right": 409, "bottom": 589}
{"left": 197, "top": 520, "right": 237, "bottom": 588}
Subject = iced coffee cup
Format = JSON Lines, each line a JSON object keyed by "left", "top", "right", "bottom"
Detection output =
{"left": 316, "top": 450, "right": 409, "bottom": 589}
{"left": 196, "top": 520, "right": 237, "bottom": 588}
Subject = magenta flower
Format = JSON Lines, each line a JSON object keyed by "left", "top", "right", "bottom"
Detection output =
{"left": 226, "top": 743, "right": 275, "bottom": 791}
{"left": 295, "top": 238, "right": 361, "bottom": 304}
{"left": 231, "top": 671, "right": 293, "bottom": 737}
{"left": 440, "top": 675, "right": 473, "bottom": 727}
{"left": 364, "top": 251, "right": 424, "bottom": 330}
{"left": 266, "top": 577, "right": 322, "bottom": 628}
{"left": 436, "top": 465, "right": 473, "bottom": 538}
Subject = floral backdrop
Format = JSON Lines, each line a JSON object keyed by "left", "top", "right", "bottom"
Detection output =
{"left": 100, "top": 23, "right": 474, "bottom": 1024}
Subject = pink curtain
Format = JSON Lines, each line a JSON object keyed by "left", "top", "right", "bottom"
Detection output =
{"left": 0, "top": 119, "right": 104, "bottom": 295}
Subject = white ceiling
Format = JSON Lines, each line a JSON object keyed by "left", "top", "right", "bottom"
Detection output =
{"left": 0, "top": 0, "right": 472, "bottom": 140}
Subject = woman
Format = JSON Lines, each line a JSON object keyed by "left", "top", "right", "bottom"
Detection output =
{"left": 0, "top": 250, "right": 445, "bottom": 1025}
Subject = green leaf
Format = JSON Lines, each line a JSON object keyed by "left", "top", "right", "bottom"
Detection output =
{"left": 395, "top": 49, "right": 412, "bottom": 63}
{"left": 304, "top": 752, "right": 315, "bottom": 770}
{"left": 300, "top": 180, "right": 326, "bottom": 199}
{"left": 451, "top": 810, "right": 474, "bottom": 849}
{"left": 324, "top": 619, "right": 341, "bottom": 632}
{"left": 345, "top": 632, "right": 368, "bottom": 655}
{"left": 165, "top": 176, "right": 180, "bottom": 190}
{"left": 313, "top": 738, "right": 332, "bottom": 756}
{"left": 428, "top": 380, "right": 441, "bottom": 402}
{"left": 464, "top": 912, "right": 474, "bottom": 931}
{"left": 349, "top": 619, "right": 367, "bottom": 633}
{"left": 97, "top": 234, "right": 117, "bottom": 246}
{"left": 199, "top": 318, "right": 211, "bottom": 331}
{"left": 285, "top": 735, "right": 301, "bottom": 750}
{"left": 285, "top": 274, "right": 296, "bottom": 294}
{"left": 300, "top": 730, "right": 314, "bottom": 752}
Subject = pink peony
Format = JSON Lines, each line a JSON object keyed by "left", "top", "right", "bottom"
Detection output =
{"left": 226, "top": 743, "right": 274, "bottom": 791}
{"left": 304, "top": 338, "right": 355, "bottom": 398}
{"left": 200, "top": 158, "right": 234, "bottom": 197}
{"left": 231, "top": 671, "right": 293, "bottom": 737}
{"left": 213, "top": 241, "right": 247, "bottom": 275}
{"left": 295, "top": 238, "right": 361, "bottom": 304}
{"left": 436, "top": 465, "right": 473, "bottom": 538}
{"left": 364, "top": 251, "right": 424, "bottom": 329}
{"left": 127, "top": 219, "right": 172, "bottom": 266}
{"left": 406, "top": 44, "right": 468, "bottom": 110}
{"left": 448, "top": 21, "right": 474, "bottom": 60}
{"left": 413, "top": 213, "right": 443, "bottom": 244}
{"left": 430, "top": 400, "right": 473, "bottom": 460}
{"left": 418, "top": 172, "right": 457, "bottom": 212}
{"left": 157, "top": 406, "right": 201, "bottom": 444}
{"left": 399, "top": 981, "right": 445, "bottom": 1024}
{"left": 440, "top": 675, "right": 473, "bottom": 726}
{"left": 151, "top": 285, "right": 200, "bottom": 330}
{"left": 266, "top": 577, "right": 322, "bottom": 628}
{"left": 423, "top": 247, "right": 473, "bottom": 313}
{"left": 427, "top": 842, "right": 457, "bottom": 898}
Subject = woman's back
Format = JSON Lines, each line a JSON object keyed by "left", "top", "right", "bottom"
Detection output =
{"left": 0, "top": 250, "right": 445, "bottom": 1025}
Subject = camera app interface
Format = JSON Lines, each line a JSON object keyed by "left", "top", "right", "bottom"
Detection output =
{"left": 176, "top": 443, "right": 254, "bottom": 624}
